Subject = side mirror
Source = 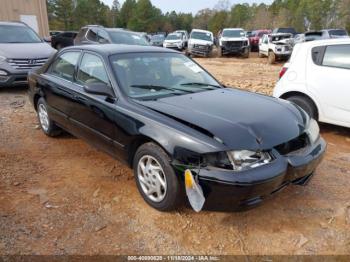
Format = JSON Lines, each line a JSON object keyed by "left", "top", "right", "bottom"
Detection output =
{"left": 259, "top": 38, "right": 262, "bottom": 45}
{"left": 84, "top": 82, "right": 115, "bottom": 97}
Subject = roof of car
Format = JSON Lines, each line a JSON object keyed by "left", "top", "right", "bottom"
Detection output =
{"left": 223, "top": 28, "right": 244, "bottom": 31}
{"left": 297, "top": 38, "right": 350, "bottom": 48}
{"left": 64, "top": 44, "right": 179, "bottom": 55}
{"left": 0, "top": 21, "right": 27, "bottom": 26}
{"left": 191, "top": 29, "right": 212, "bottom": 34}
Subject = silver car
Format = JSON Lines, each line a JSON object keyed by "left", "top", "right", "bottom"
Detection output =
{"left": 0, "top": 21, "right": 56, "bottom": 87}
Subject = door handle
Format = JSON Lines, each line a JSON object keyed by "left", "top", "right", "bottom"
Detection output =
{"left": 73, "top": 95, "right": 87, "bottom": 102}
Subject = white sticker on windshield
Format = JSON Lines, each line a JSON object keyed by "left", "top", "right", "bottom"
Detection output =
{"left": 184, "top": 61, "right": 203, "bottom": 73}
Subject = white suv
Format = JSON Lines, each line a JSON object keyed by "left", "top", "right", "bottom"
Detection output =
{"left": 273, "top": 39, "right": 350, "bottom": 128}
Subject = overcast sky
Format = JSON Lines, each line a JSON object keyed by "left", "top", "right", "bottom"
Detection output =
{"left": 101, "top": 0, "right": 273, "bottom": 14}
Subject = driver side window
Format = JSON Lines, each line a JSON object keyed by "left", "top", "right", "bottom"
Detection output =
{"left": 77, "top": 53, "right": 110, "bottom": 86}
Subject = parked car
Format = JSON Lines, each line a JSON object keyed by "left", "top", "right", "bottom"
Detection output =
{"left": 259, "top": 33, "right": 293, "bottom": 64}
{"left": 272, "top": 27, "right": 297, "bottom": 36}
{"left": 174, "top": 30, "right": 189, "bottom": 47}
{"left": 163, "top": 33, "right": 185, "bottom": 50}
{"left": 150, "top": 34, "right": 165, "bottom": 47}
{"left": 321, "top": 29, "right": 349, "bottom": 39}
{"left": 187, "top": 29, "right": 214, "bottom": 57}
{"left": 295, "top": 29, "right": 349, "bottom": 45}
{"left": 51, "top": 31, "right": 77, "bottom": 50}
{"left": 274, "top": 39, "right": 350, "bottom": 128}
{"left": 218, "top": 28, "right": 250, "bottom": 58}
{"left": 249, "top": 29, "right": 271, "bottom": 51}
{"left": 0, "top": 21, "right": 56, "bottom": 87}
{"left": 74, "top": 25, "right": 150, "bottom": 46}
{"left": 28, "top": 44, "right": 325, "bottom": 211}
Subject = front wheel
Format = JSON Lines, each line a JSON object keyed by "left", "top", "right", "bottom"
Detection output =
{"left": 37, "top": 97, "right": 61, "bottom": 137}
{"left": 242, "top": 48, "right": 250, "bottom": 58}
{"left": 133, "top": 143, "right": 183, "bottom": 211}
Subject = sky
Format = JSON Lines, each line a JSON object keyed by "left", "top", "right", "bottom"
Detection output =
{"left": 101, "top": 0, "right": 273, "bottom": 14}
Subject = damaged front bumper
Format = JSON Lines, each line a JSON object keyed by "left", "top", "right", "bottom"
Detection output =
{"left": 176, "top": 137, "right": 326, "bottom": 211}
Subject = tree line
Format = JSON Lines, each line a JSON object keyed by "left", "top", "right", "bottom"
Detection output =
{"left": 47, "top": 0, "right": 350, "bottom": 34}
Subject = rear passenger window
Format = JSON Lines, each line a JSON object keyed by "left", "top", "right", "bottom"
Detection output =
{"left": 86, "top": 29, "right": 98, "bottom": 42}
{"left": 77, "top": 53, "right": 110, "bottom": 86}
{"left": 50, "top": 52, "right": 80, "bottom": 81}
{"left": 322, "top": 45, "right": 350, "bottom": 69}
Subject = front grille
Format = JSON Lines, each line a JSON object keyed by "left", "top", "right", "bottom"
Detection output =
{"left": 8, "top": 58, "right": 48, "bottom": 70}
{"left": 275, "top": 133, "right": 309, "bottom": 155}
{"left": 193, "top": 44, "right": 209, "bottom": 51}
{"left": 223, "top": 41, "right": 244, "bottom": 48}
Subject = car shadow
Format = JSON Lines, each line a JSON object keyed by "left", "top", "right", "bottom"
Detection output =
{"left": 319, "top": 122, "right": 350, "bottom": 137}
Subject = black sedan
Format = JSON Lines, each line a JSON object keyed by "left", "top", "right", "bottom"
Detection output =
{"left": 28, "top": 44, "right": 326, "bottom": 212}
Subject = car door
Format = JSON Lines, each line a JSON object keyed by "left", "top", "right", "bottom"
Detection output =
{"left": 259, "top": 35, "right": 268, "bottom": 54}
{"left": 67, "top": 52, "right": 121, "bottom": 157}
{"left": 307, "top": 44, "right": 350, "bottom": 125}
{"left": 39, "top": 51, "right": 82, "bottom": 129}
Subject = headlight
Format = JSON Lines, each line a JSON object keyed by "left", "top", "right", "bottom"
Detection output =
{"left": 227, "top": 150, "right": 272, "bottom": 171}
{"left": 203, "top": 150, "right": 272, "bottom": 171}
{"left": 307, "top": 119, "right": 320, "bottom": 144}
{"left": 0, "top": 55, "right": 6, "bottom": 64}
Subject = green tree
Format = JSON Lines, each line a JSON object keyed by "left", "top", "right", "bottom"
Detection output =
{"left": 119, "top": 0, "right": 137, "bottom": 28}
{"left": 127, "top": 0, "right": 162, "bottom": 32}
{"left": 208, "top": 11, "right": 228, "bottom": 34}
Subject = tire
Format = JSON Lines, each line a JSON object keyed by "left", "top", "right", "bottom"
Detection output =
{"left": 36, "top": 97, "right": 61, "bottom": 137}
{"left": 268, "top": 51, "right": 276, "bottom": 64}
{"left": 286, "top": 95, "right": 318, "bottom": 120}
{"left": 133, "top": 142, "right": 183, "bottom": 211}
{"left": 218, "top": 46, "right": 223, "bottom": 57}
{"left": 55, "top": 43, "right": 63, "bottom": 50}
{"left": 242, "top": 48, "right": 250, "bottom": 58}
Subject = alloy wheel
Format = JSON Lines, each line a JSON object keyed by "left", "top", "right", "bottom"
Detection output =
{"left": 137, "top": 155, "right": 167, "bottom": 202}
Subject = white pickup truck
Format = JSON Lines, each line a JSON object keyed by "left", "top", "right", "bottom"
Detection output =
{"left": 259, "top": 33, "right": 293, "bottom": 64}
{"left": 218, "top": 28, "right": 250, "bottom": 58}
{"left": 187, "top": 29, "right": 214, "bottom": 57}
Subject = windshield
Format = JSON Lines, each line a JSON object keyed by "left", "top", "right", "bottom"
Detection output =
{"left": 222, "top": 30, "right": 244, "bottom": 38}
{"left": 277, "top": 28, "right": 296, "bottom": 34}
{"left": 166, "top": 34, "right": 181, "bottom": 40}
{"left": 0, "top": 25, "right": 42, "bottom": 43}
{"left": 329, "top": 30, "right": 348, "bottom": 36}
{"left": 190, "top": 31, "right": 212, "bottom": 42}
{"left": 271, "top": 35, "right": 291, "bottom": 41}
{"left": 151, "top": 35, "right": 164, "bottom": 41}
{"left": 110, "top": 52, "right": 221, "bottom": 100}
{"left": 108, "top": 31, "right": 150, "bottom": 46}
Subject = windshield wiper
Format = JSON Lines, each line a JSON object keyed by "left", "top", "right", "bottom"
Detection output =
{"left": 130, "top": 84, "right": 193, "bottom": 93}
{"left": 180, "top": 82, "right": 222, "bottom": 89}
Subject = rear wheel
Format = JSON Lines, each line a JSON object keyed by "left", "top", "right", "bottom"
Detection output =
{"left": 37, "top": 98, "right": 61, "bottom": 137}
{"left": 268, "top": 51, "right": 276, "bottom": 64}
{"left": 286, "top": 95, "right": 318, "bottom": 120}
{"left": 133, "top": 142, "right": 183, "bottom": 211}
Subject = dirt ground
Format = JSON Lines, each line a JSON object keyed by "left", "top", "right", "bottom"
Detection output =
{"left": 1, "top": 53, "right": 350, "bottom": 255}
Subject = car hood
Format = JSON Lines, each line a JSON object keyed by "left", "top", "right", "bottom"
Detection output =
{"left": 221, "top": 37, "right": 248, "bottom": 41}
{"left": 164, "top": 39, "right": 182, "bottom": 43}
{"left": 189, "top": 39, "right": 213, "bottom": 45}
{"left": 138, "top": 88, "right": 308, "bottom": 151}
{"left": 0, "top": 42, "right": 56, "bottom": 59}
